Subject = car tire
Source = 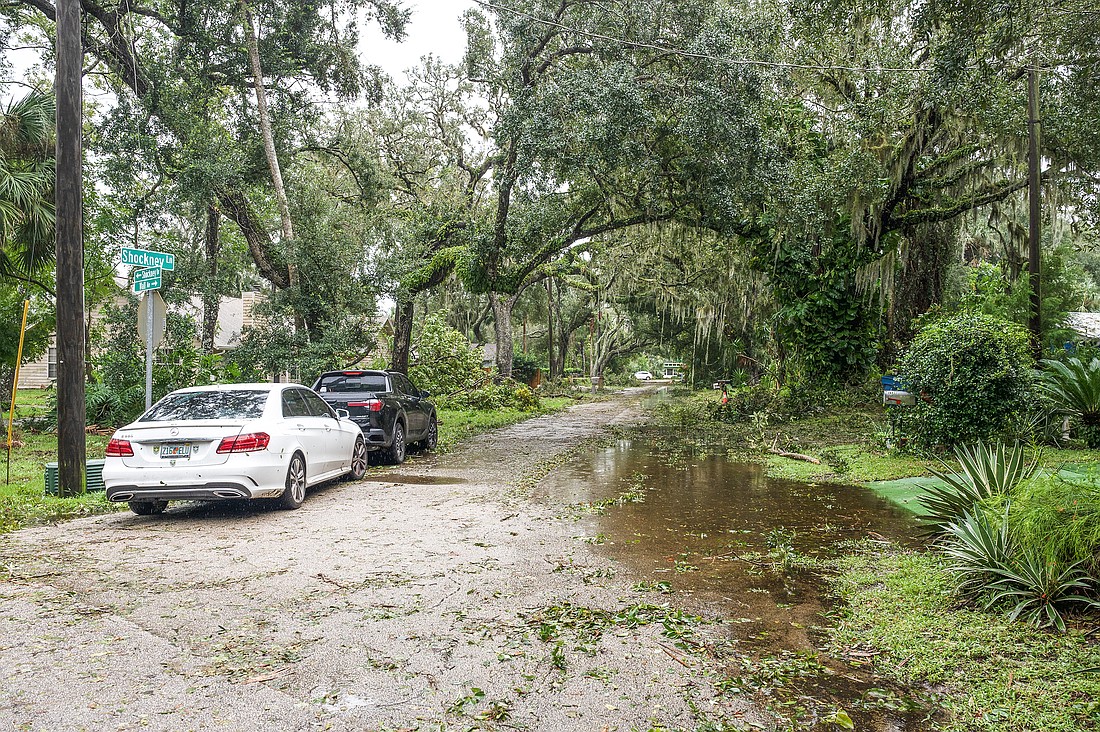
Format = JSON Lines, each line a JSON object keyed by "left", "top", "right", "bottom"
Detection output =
{"left": 128, "top": 499, "right": 167, "bottom": 515}
{"left": 345, "top": 436, "right": 367, "bottom": 481}
{"left": 386, "top": 421, "right": 406, "bottom": 465}
{"left": 414, "top": 415, "right": 438, "bottom": 453}
{"left": 278, "top": 452, "right": 307, "bottom": 510}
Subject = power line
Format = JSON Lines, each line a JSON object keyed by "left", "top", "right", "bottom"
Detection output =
{"left": 472, "top": 0, "right": 933, "bottom": 75}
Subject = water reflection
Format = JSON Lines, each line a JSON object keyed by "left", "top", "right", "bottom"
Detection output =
{"left": 534, "top": 430, "right": 935, "bottom": 731}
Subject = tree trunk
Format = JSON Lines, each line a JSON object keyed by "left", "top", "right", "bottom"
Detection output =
{"left": 391, "top": 297, "right": 414, "bottom": 373}
{"left": 217, "top": 188, "right": 289, "bottom": 289}
{"left": 890, "top": 223, "right": 957, "bottom": 348}
{"left": 491, "top": 292, "right": 516, "bottom": 379}
{"left": 202, "top": 203, "right": 221, "bottom": 353}
{"left": 241, "top": 0, "right": 300, "bottom": 317}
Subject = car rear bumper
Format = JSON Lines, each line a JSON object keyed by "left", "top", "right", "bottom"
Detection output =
{"left": 106, "top": 483, "right": 254, "bottom": 502}
{"left": 103, "top": 458, "right": 288, "bottom": 502}
{"left": 355, "top": 425, "right": 388, "bottom": 449}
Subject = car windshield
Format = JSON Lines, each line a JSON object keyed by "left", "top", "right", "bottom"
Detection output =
{"left": 316, "top": 374, "right": 388, "bottom": 393}
{"left": 140, "top": 390, "right": 269, "bottom": 422}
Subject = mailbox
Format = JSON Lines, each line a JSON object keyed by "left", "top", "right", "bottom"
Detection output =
{"left": 883, "top": 390, "right": 916, "bottom": 406}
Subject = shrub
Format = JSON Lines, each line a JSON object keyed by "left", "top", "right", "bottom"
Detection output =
{"left": 893, "top": 312, "right": 1034, "bottom": 448}
{"left": 445, "top": 379, "right": 540, "bottom": 412}
{"left": 1036, "top": 357, "right": 1100, "bottom": 447}
{"left": 708, "top": 383, "right": 776, "bottom": 423}
{"left": 931, "top": 449, "right": 1100, "bottom": 631}
{"left": 941, "top": 509, "right": 1014, "bottom": 598}
{"left": 510, "top": 352, "right": 541, "bottom": 386}
{"left": 984, "top": 553, "right": 1098, "bottom": 633}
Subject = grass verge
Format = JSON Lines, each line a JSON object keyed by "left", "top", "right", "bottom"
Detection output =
{"left": 436, "top": 396, "right": 577, "bottom": 450}
{"left": 828, "top": 545, "right": 1100, "bottom": 732}
{"left": 1, "top": 430, "right": 118, "bottom": 535}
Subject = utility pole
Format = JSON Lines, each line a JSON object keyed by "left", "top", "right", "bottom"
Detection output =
{"left": 55, "top": 0, "right": 86, "bottom": 497}
{"left": 546, "top": 278, "right": 555, "bottom": 381}
{"left": 1027, "top": 66, "right": 1042, "bottom": 359}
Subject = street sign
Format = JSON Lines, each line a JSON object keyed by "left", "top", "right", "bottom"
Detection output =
{"left": 120, "top": 246, "right": 175, "bottom": 271}
{"left": 137, "top": 291, "right": 167, "bottom": 349}
{"left": 132, "top": 266, "right": 162, "bottom": 293}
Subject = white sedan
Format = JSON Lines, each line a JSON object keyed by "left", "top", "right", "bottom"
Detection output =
{"left": 103, "top": 383, "right": 368, "bottom": 515}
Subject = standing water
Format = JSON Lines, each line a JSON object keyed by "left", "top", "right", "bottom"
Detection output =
{"left": 534, "top": 429, "right": 937, "bottom": 730}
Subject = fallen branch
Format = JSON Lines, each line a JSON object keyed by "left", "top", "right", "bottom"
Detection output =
{"left": 768, "top": 435, "right": 820, "bottom": 464}
{"left": 656, "top": 642, "right": 692, "bottom": 668}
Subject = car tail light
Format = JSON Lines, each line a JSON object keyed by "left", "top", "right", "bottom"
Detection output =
{"left": 342, "top": 371, "right": 364, "bottom": 376}
{"left": 217, "top": 432, "right": 271, "bottom": 454}
{"left": 347, "top": 399, "right": 383, "bottom": 412}
{"left": 106, "top": 438, "right": 134, "bottom": 457}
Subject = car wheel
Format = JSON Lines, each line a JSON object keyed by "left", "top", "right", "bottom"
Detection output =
{"left": 386, "top": 421, "right": 406, "bottom": 465}
{"left": 279, "top": 452, "right": 307, "bottom": 510}
{"left": 418, "top": 415, "right": 439, "bottom": 452}
{"left": 346, "top": 436, "right": 367, "bottom": 481}
{"left": 128, "top": 499, "right": 167, "bottom": 516}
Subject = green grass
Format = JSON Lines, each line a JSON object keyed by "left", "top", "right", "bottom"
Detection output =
{"left": 1, "top": 430, "right": 120, "bottom": 534}
{"left": 829, "top": 546, "right": 1100, "bottom": 731}
{"left": 436, "top": 396, "right": 576, "bottom": 450}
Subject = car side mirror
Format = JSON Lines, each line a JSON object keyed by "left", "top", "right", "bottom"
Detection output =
{"left": 419, "top": 389, "right": 431, "bottom": 398}
{"left": 335, "top": 408, "right": 350, "bottom": 419}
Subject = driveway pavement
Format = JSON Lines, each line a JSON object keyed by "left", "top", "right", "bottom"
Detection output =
{"left": 1, "top": 391, "right": 767, "bottom": 731}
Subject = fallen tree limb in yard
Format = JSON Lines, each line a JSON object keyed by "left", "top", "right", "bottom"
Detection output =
{"left": 769, "top": 435, "right": 821, "bottom": 464}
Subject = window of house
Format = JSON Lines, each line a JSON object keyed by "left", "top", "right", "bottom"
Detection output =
{"left": 47, "top": 347, "right": 57, "bottom": 379}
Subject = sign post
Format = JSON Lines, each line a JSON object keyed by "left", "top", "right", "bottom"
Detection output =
{"left": 122, "top": 248, "right": 172, "bottom": 410}
{"left": 145, "top": 291, "right": 154, "bottom": 409}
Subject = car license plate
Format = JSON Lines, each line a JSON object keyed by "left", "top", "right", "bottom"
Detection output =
{"left": 158, "top": 443, "right": 191, "bottom": 459}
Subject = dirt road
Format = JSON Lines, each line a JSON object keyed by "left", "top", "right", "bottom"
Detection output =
{"left": 1, "top": 391, "right": 768, "bottom": 732}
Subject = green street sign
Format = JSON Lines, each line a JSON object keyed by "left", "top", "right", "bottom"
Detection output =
{"left": 133, "top": 266, "right": 162, "bottom": 293}
{"left": 120, "top": 246, "right": 175, "bottom": 271}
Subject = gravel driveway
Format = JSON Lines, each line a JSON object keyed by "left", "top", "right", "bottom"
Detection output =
{"left": 1, "top": 390, "right": 767, "bottom": 731}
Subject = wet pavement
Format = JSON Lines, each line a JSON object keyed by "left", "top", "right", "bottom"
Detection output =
{"left": 534, "top": 429, "right": 938, "bottom": 730}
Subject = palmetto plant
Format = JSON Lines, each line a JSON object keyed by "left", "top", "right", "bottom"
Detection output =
{"left": 984, "top": 553, "right": 1099, "bottom": 633}
{"left": 941, "top": 510, "right": 1013, "bottom": 598}
{"left": 921, "top": 442, "right": 1035, "bottom": 534}
{"left": 1037, "top": 358, "right": 1100, "bottom": 447}
{"left": 943, "top": 511, "right": 1099, "bottom": 632}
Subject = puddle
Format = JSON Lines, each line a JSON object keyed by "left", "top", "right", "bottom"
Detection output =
{"left": 366, "top": 474, "right": 468, "bottom": 485}
{"left": 534, "top": 430, "right": 936, "bottom": 730}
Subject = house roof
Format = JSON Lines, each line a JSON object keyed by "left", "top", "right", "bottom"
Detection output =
{"left": 1067, "top": 312, "right": 1100, "bottom": 340}
{"left": 184, "top": 295, "right": 245, "bottom": 349}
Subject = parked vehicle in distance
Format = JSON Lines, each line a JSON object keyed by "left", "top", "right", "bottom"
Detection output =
{"left": 311, "top": 369, "right": 438, "bottom": 465}
{"left": 103, "top": 383, "right": 368, "bottom": 515}
{"left": 634, "top": 371, "right": 654, "bottom": 380}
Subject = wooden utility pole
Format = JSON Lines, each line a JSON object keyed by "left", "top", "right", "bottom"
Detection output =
{"left": 1027, "top": 66, "right": 1042, "bottom": 359}
{"left": 55, "top": 0, "right": 86, "bottom": 496}
{"left": 546, "top": 278, "right": 555, "bottom": 381}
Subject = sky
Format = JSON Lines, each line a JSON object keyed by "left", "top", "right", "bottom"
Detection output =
{"left": 2, "top": 0, "right": 478, "bottom": 99}
{"left": 361, "top": 0, "right": 477, "bottom": 83}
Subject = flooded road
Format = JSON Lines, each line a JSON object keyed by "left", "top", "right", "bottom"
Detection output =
{"left": 535, "top": 429, "right": 936, "bottom": 730}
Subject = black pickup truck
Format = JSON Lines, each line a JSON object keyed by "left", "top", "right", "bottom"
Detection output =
{"left": 310, "top": 369, "right": 437, "bottom": 465}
